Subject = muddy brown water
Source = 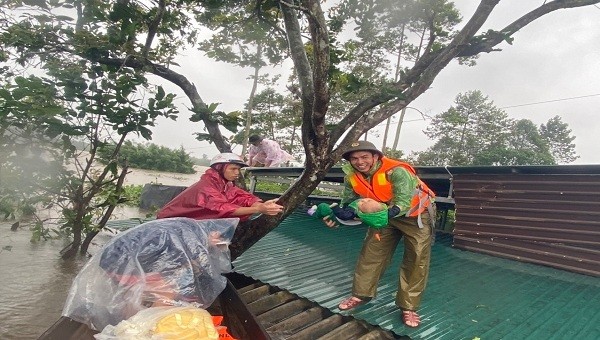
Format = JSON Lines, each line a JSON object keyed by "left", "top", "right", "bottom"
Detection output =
{"left": 0, "top": 208, "right": 144, "bottom": 339}
{"left": 0, "top": 168, "right": 203, "bottom": 339}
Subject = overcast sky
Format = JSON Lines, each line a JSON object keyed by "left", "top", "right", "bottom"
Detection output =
{"left": 145, "top": 1, "right": 600, "bottom": 165}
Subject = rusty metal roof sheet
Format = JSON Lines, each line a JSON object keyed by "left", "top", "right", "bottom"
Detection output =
{"left": 228, "top": 272, "right": 402, "bottom": 339}
{"left": 452, "top": 173, "right": 600, "bottom": 276}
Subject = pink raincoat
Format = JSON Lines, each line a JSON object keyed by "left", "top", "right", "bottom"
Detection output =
{"left": 157, "top": 168, "right": 261, "bottom": 221}
{"left": 247, "top": 138, "right": 293, "bottom": 167}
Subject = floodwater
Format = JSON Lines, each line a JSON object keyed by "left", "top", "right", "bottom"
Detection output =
{"left": 0, "top": 168, "right": 203, "bottom": 339}
{"left": 0, "top": 221, "right": 99, "bottom": 339}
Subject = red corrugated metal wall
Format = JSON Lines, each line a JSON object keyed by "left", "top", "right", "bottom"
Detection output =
{"left": 452, "top": 173, "right": 600, "bottom": 277}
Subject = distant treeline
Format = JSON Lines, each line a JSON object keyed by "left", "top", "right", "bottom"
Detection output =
{"left": 98, "top": 141, "right": 196, "bottom": 174}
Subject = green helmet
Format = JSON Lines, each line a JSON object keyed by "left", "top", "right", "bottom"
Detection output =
{"left": 342, "top": 141, "right": 383, "bottom": 160}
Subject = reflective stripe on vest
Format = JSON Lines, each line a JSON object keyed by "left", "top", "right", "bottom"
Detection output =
{"left": 349, "top": 157, "right": 435, "bottom": 218}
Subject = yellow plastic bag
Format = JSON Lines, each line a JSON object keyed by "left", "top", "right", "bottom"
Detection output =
{"left": 154, "top": 307, "right": 218, "bottom": 340}
{"left": 95, "top": 306, "right": 218, "bottom": 340}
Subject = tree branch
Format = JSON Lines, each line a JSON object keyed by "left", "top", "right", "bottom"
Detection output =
{"left": 255, "top": 2, "right": 288, "bottom": 44}
{"left": 278, "top": 0, "right": 310, "bottom": 15}
{"left": 142, "top": 0, "right": 166, "bottom": 59}
{"left": 279, "top": 0, "right": 316, "bottom": 154}
{"left": 95, "top": 55, "right": 232, "bottom": 151}
{"left": 304, "top": 0, "right": 330, "bottom": 143}
{"left": 332, "top": 0, "right": 502, "bottom": 150}
{"left": 458, "top": 0, "right": 600, "bottom": 57}
{"left": 330, "top": 91, "right": 396, "bottom": 143}
{"left": 335, "top": 0, "right": 598, "bottom": 148}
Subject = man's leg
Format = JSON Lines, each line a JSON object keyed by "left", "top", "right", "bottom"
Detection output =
{"left": 392, "top": 213, "right": 432, "bottom": 311}
{"left": 352, "top": 227, "right": 400, "bottom": 298}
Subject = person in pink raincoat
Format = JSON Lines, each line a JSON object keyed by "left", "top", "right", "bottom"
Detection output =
{"left": 247, "top": 135, "right": 293, "bottom": 167}
{"left": 157, "top": 153, "right": 283, "bottom": 221}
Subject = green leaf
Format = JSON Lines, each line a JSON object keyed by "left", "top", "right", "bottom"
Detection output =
{"left": 55, "top": 15, "right": 74, "bottom": 22}
{"left": 22, "top": 0, "right": 48, "bottom": 9}
{"left": 11, "top": 88, "right": 29, "bottom": 100}
{"left": 208, "top": 102, "right": 219, "bottom": 112}
{"left": 194, "top": 133, "right": 212, "bottom": 142}
{"left": 156, "top": 86, "right": 165, "bottom": 101}
{"left": 0, "top": 89, "right": 12, "bottom": 100}
{"left": 138, "top": 126, "right": 152, "bottom": 140}
{"left": 107, "top": 161, "right": 118, "bottom": 176}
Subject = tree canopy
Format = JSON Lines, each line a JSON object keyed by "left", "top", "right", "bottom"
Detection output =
{"left": 416, "top": 90, "right": 578, "bottom": 166}
{"left": 1, "top": 0, "right": 597, "bottom": 258}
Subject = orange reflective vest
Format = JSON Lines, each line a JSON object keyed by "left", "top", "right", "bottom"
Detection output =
{"left": 348, "top": 157, "right": 435, "bottom": 217}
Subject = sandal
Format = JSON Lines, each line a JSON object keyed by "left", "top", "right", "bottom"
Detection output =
{"left": 402, "top": 310, "right": 421, "bottom": 328}
{"left": 338, "top": 296, "right": 366, "bottom": 310}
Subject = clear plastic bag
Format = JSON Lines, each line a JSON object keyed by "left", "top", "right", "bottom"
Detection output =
{"left": 62, "top": 217, "right": 239, "bottom": 331}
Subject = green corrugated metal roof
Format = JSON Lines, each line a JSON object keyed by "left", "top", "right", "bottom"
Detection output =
{"left": 233, "top": 211, "right": 600, "bottom": 340}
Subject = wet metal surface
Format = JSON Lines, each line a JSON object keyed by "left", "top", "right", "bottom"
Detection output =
{"left": 452, "top": 173, "right": 600, "bottom": 276}
{"left": 246, "top": 165, "right": 600, "bottom": 277}
{"left": 233, "top": 211, "right": 600, "bottom": 340}
{"left": 229, "top": 272, "right": 400, "bottom": 339}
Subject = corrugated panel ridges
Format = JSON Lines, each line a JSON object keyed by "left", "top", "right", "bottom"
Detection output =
{"left": 453, "top": 173, "right": 600, "bottom": 276}
{"left": 233, "top": 275, "right": 400, "bottom": 340}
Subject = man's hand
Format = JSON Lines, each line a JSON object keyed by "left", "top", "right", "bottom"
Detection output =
{"left": 257, "top": 198, "right": 284, "bottom": 215}
{"left": 322, "top": 216, "right": 338, "bottom": 228}
{"left": 388, "top": 205, "right": 401, "bottom": 218}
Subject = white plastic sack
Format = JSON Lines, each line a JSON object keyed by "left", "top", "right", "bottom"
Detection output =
{"left": 62, "top": 217, "right": 239, "bottom": 331}
{"left": 94, "top": 306, "right": 218, "bottom": 340}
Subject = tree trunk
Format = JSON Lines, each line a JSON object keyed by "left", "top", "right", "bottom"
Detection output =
{"left": 392, "top": 107, "right": 407, "bottom": 150}
{"left": 241, "top": 43, "right": 262, "bottom": 157}
{"left": 80, "top": 164, "right": 129, "bottom": 255}
{"left": 383, "top": 24, "right": 406, "bottom": 150}
{"left": 61, "top": 221, "right": 81, "bottom": 259}
{"left": 382, "top": 116, "right": 391, "bottom": 150}
{"left": 230, "top": 154, "right": 335, "bottom": 260}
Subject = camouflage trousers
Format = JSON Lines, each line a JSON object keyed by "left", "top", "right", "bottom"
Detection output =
{"left": 352, "top": 213, "right": 432, "bottom": 311}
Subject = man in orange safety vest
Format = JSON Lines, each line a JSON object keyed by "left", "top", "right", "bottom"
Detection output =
{"left": 322, "top": 140, "right": 436, "bottom": 328}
